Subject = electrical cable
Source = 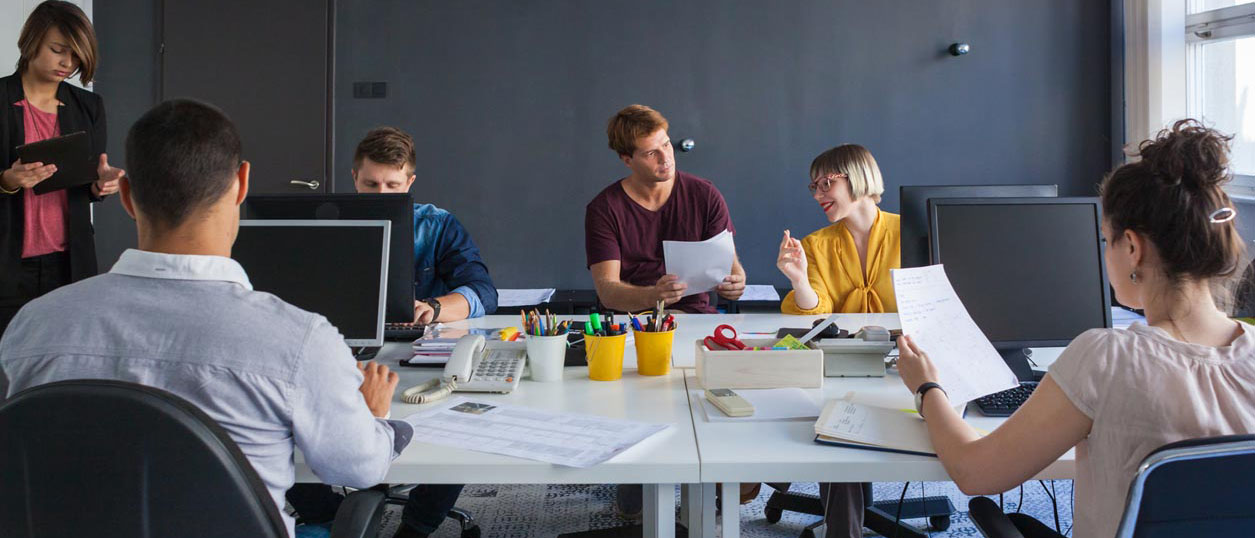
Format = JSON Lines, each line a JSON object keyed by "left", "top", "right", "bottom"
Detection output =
{"left": 893, "top": 482, "right": 910, "bottom": 538}
{"left": 1016, "top": 484, "right": 1024, "bottom": 513}
{"left": 922, "top": 481, "right": 932, "bottom": 537}
{"left": 1038, "top": 480, "right": 1060, "bottom": 533}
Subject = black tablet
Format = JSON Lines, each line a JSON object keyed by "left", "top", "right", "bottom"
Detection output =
{"left": 16, "top": 131, "right": 97, "bottom": 195}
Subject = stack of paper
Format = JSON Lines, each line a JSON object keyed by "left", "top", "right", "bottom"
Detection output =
{"left": 409, "top": 338, "right": 460, "bottom": 365}
{"left": 498, "top": 288, "right": 557, "bottom": 307}
{"left": 814, "top": 399, "right": 935, "bottom": 456}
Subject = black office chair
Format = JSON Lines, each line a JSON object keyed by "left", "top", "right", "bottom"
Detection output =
{"left": 764, "top": 482, "right": 953, "bottom": 538}
{"left": 0, "top": 379, "right": 387, "bottom": 538}
{"left": 1233, "top": 260, "right": 1255, "bottom": 317}
{"left": 969, "top": 434, "right": 1255, "bottom": 538}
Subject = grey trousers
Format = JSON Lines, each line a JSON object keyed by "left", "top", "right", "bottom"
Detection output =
{"left": 818, "top": 482, "right": 865, "bottom": 538}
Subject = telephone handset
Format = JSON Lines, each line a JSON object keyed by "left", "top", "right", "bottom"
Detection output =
{"left": 401, "top": 334, "right": 524, "bottom": 404}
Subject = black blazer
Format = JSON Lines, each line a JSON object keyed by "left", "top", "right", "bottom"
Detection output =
{"left": 0, "top": 73, "right": 106, "bottom": 296}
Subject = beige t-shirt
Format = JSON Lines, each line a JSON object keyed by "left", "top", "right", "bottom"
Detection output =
{"left": 1048, "top": 321, "right": 1255, "bottom": 538}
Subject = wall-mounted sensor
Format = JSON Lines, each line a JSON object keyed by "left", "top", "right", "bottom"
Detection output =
{"left": 948, "top": 43, "right": 970, "bottom": 56}
{"left": 675, "top": 138, "right": 696, "bottom": 152}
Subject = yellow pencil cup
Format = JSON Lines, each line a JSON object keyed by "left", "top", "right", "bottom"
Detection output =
{"left": 633, "top": 328, "right": 675, "bottom": 376}
{"left": 585, "top": 332, "right": 627, "bottom": 381}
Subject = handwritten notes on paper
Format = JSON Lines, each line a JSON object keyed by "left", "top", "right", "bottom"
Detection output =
{"left": 663, "top": 230, "right": 736, "bottom": 297}
{"left": 891, "top": 265, "right": 1018, "bottom": 405}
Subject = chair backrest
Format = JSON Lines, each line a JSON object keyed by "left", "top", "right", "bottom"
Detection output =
{"left": 0, "top": 379, "right": 288, "bottom": 538}
{"left": 1115, "top": 434, "right": 1255, "bottom": 538}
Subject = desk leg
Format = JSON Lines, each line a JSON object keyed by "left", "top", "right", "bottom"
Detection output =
{"left": 684, "top": 483, "right": 716, "bottom": 538}
{"left": 643, "top": 483, "right": 676, "bottom": 538}
{"left": 720, "top": 482, "right": 740, "bottom": 538}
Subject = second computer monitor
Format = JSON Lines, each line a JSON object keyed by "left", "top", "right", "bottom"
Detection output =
{"left": 929, "top": 197, "right": 1111, "bottom": 354}
{"left": 242, "top": 193, "right": 415, "bottom": 323}
{"left": 233, "top": 220, "right": 391, "bottom": 347}
{"left": 899, "top": 184, "right": 1058, "bottom": 268}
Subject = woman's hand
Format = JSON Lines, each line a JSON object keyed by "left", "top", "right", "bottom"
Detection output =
{"left": 776, "top": 229, "right": 808, "bottom": 283}
{"left": 896, "top": 334, "right": 941, "bottom": 392}
{"left": 92, "top": 153, "right": 124, "bottom": 197}
{"left": 1, "top": 159, "right": 57, "bottom": 191}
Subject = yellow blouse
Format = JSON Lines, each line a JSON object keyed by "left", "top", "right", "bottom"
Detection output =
{"left": 781, "top": 210, "right": 901, "bottom": 314}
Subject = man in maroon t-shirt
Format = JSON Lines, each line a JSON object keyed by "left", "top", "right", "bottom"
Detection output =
{"left": 585, "top": 104, "right": 745, "bottom": 314}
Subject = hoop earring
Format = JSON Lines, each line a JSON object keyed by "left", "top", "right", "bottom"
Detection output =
{"left": 1130, "top": 271, "right": 1139, "bottom": 284}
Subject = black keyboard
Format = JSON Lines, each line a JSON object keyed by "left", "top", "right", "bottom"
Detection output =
{"left": 975, "top": 381, "right": 1038, "bottom": 416}
{"left": 384, "top": 322, "right": 426, "bottom": 341}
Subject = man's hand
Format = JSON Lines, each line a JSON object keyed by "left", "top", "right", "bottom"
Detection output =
{"left": 1, "top": 159, "right": 56, "bottom": 191}
{"left": 92, "top": 153, "right": 124, "bottom": 197}
{"left": 652, "top": 274, "right": 687, "bottom": 306}
{"left": 896, "top": 335, "right": 941, "bottom": 393}
{"left": 413, "top": 299, "right": 436, "bottom": 324}
{"left": 357, "top": 361, "right": 399, "bottom": 418}
{"left": 716, "top": 272, "right": 746, "bottom": 301}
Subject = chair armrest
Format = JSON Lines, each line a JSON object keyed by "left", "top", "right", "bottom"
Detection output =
{"left": 968, "top": 497, "right": 1027, "bottom": 538}
{"left": 329, "top": 489, "right": 387, "bottom": 538}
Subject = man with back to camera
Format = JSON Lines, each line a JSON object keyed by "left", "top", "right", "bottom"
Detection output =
{"left": 285, "top": 126, "right": 489, "bottom": 538}
{"left": 585, "top": 104, "right": 746, "bottom": 315}
{"left": 0, "top": 99, "right": 411, "bottom": 538}
{"left": 585, "top": 104, "right": 750, "bottom": 515}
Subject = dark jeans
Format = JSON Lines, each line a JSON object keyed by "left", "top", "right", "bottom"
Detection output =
{"left": 0, "top": 251, "right": 71, "bottom": 336}
{"left": 286, "top": 482, "right": 465, "bottom": 535}
{"left": 818, "top": 482, "right": 865, "bottom": 538}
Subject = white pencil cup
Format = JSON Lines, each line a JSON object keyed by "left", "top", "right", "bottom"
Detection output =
{"left": 525, "top": 334, "right": 568, "bottom": 382}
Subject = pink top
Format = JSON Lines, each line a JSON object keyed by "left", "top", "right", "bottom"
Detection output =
{"left": 1049, "top": 322, "right": 1255, "bottom": 537}
{"left": 16, "top": 99, "right": 68, "bottom": 258}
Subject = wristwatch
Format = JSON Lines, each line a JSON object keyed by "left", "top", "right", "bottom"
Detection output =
{"left": 914, "top": 382, "right": 946, "bottom": 419}
{"left": 421, "top": 298, "right": 442, "bottom": 321}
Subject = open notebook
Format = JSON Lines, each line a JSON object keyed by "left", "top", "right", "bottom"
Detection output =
{"left": 813, "top": 399, "right": 937, "bottom": 457}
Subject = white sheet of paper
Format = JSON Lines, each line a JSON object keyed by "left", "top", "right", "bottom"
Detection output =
{"left": 696, "top": 387, "right": 821, "bottom": 422}
{"left": 739, "top": 284, "right": 781, "bottom": 302}
{"left": 402, "top": 397, "right": 669, "bottom": 468}
{"left": 497, "top": 288, "right": 557, "bottom": 307}
{"left": 891, "top": 265, "right": 1018, "bottom": 405}
{"left": 663, "top": 230, "right": 736, "bottom": 296}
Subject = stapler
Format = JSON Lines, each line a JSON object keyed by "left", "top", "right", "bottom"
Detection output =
{"left": 813, "top": 325, "right": 894, "bottom": 377}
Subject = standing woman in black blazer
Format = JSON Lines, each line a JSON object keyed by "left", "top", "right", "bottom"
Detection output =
{"left": 0, "top": 1, "right": 124, "bottom": 333}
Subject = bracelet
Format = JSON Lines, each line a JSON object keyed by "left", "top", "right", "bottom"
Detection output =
{"left": 0, "top": 181, "right": 18, "bottom": 195}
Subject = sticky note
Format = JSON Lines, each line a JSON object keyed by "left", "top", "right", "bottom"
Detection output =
{"left": 774, "top": 334, "right": 809, "bottom": 350}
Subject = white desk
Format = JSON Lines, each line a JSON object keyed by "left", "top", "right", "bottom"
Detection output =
{"left": 295, "top": 313, "right": 1077, "bottom": 538}
{"left": 295, "top": 315, "right": 700, "bottom": 538}
{"left": 679, "top": 314, "right": 1075, "bottom": 538}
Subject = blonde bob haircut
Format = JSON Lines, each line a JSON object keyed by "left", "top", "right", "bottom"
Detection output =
{"left": 17, "top": 1, "right": 98, "bottom": 85}
{"left": 809, "top": 144, "right": 885, "bottom": 203}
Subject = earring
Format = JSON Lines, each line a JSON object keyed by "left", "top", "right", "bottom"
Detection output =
{"left": 1130, "top": 271, "right": 1139, "bottom": 284}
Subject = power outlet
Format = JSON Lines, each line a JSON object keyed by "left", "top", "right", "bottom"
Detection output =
{"left": 353, "top": 81, "right": 387, "bottom": 99}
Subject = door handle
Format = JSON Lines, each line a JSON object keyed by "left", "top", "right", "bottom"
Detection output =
{"left": 289, "top": 179, "right": 320, "bottom": 190}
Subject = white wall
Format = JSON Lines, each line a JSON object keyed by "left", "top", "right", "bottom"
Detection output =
{"left": 0, "top": 0, "right": 92, "bottom": 87}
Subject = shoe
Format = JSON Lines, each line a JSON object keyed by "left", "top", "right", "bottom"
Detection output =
{"left": 740, "top": 482, "right": 762, "bottom": 504}
{"left": 614, "top": 484, "right": 643, "bottom": 520}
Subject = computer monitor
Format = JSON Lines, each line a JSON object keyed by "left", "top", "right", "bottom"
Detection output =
{"left": 929, "top": 197, "right": 1111, "bottom": 380}
{"left": 242, "top": 194, "right": 414, "bottom": 323}
{"left": 899, "top": 184, "right": 1058, "bottom": 268}
{"left": 233, "top": 220, "right": 391, "bottom": 347}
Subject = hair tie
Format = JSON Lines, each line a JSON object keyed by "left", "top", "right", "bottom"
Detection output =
{"left": 1209, "top": 207, "right": 1236, "bottom": 224}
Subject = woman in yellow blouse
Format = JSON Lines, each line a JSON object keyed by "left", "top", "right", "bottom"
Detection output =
{"left": 775, "top": 143, "right": 900, "bottom": 538}
{"left": 779, "top": 143, "right": 900, "bottom": 316}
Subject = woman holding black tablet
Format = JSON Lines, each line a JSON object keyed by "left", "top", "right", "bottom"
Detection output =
{"left": 0, "top": 1, "right": 124, "bottom": 333}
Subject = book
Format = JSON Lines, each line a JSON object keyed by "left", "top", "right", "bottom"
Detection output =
{"left": 813, "top": 399, "right": 936, "bottom": 457}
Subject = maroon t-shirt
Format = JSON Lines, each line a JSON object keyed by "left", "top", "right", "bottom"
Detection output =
{"left": 585, "top": 171, "right": 735, "bottom": 313}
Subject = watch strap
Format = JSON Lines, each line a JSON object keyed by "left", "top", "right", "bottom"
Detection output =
{"left": 422, "top": 298, "right": 441, "bottom": 321}
{"left": 915, "top": 382, "right": 945, "bottom": 419}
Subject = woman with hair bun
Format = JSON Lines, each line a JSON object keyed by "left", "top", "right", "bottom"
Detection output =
{"left": 897, "top": 119, "right": 1255, "bottom": 538}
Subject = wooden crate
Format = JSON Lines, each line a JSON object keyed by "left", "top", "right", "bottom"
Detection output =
{"left": 694, "top": 338, "right": 823, "bottom": 389}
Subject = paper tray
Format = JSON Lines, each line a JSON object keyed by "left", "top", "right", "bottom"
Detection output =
{"left": 694, "top": 338, "right": 823, "bottom": 389}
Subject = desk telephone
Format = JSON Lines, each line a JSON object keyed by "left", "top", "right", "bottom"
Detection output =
{"left": 401, "top": 335, "right": 526, "bottom": 404}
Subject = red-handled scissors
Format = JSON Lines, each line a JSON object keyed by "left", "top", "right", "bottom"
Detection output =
{"left": 704, "top": 324, "right": 747, "bottom": 350}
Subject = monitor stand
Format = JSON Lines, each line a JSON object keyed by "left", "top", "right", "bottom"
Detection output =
{"left": 1000, "top": 348, "right": 1043, "bottom": 382}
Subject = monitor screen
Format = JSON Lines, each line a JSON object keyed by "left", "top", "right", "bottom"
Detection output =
{"left": 242, "top": 194, "right": 414, "bottom": 323}
{"left": 929, "top": 198, "right": 1111, "bottom": 348}
{"left": 899, "top": 184, "right": 1058, "bottom": 268}
{"left": 233, "top": 220, "right": 390, "bottom": 346}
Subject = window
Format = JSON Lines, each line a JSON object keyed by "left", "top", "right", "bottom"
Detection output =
{"left": 1186, "top": 0, "right": 1255, "bottom": 193}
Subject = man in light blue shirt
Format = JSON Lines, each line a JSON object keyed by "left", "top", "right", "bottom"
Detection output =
{"left": 0, "top": 99, "right": 412, "bottom": 538}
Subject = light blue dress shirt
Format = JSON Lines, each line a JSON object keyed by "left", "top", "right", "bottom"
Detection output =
{"left": 0, "top": 249, "right": 413, "bottom": 537}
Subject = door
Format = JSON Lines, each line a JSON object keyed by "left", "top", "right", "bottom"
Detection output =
{"left": 161, "top": 0, "right": 331, "bottom": 194}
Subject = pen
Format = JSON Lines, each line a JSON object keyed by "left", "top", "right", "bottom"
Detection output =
{"left": 654, "top": 299, "right": 665, "bottom": 332}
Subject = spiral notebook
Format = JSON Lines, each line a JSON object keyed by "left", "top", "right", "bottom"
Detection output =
{"left": 813, "top": 399, "right": 936, "bottom": 457}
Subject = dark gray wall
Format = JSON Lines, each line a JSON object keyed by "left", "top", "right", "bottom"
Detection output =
{"left": 335, "top": 0, "right": 1112, "bottom": 289}
{"left": 91, "top": 0, "right": 158, "bottom": 268}
{"left": 90, "top": 1, "right": 1113, "bottom": 290}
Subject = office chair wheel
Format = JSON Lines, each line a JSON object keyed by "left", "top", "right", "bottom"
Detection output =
{"left": 460, "top": 527, "right": 481, "bottom": 538}
{"left": 930, "top": 515, "right": 951, "bottom": 531}
{"left": 764, "top": 505, "right": 783, "bottom": 523}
